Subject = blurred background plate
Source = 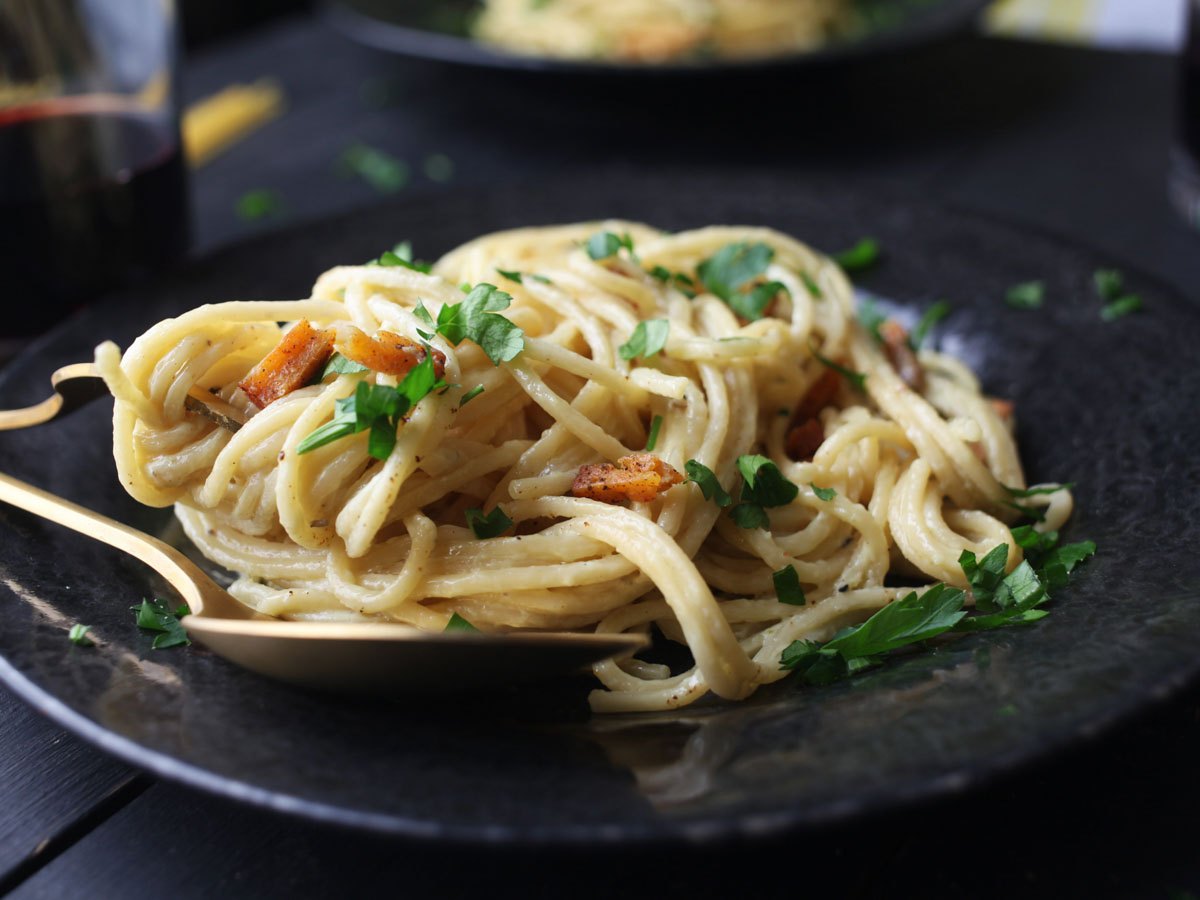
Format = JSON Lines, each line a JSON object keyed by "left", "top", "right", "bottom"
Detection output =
{"left": 323, "top": 0, "right": 991, "bottom": 73}
{"left": 1, "top": 172, "right": 1199, "bottom": 843}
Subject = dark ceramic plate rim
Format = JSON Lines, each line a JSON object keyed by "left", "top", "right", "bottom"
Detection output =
{"left": 2, "top": 173, "right": 1199, "bottom": 844}
{"left": 322, "top": 0, "right": 990, "bottom": 75}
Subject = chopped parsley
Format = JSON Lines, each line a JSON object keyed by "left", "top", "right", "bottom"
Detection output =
{"left": 422, "top": 153, "right": 454, "bottom": 183}
{"left": 831, "top": 238, "right": 880, "bottom": 273}
{"left": 321, "top": 353, "right": 370, "bottom": 379}
{"left": 781, "top": 532, "right": 1095, "bottom": 684}
{"left": 465, "top": 506, "right": 513, "bottom": 539}
{"left": 801, "top": 271, "right": 823, "bottom": 299}
{"left": 367, "top": 240, "right": 432, "bottom": 273}
{"left": 645, "top": 414, "right": 663, "bottom": 452}
{"left": 68, "top": 624, "right": 94, "bottom": 646}
{"left": 444, "top": 612, "right": 481, "bottom": 633}
{"left": 857, "top": 298, "right": 887, "bottom": 343}
{"left": 696, "top": 242, "right": 787, "bottom": 321}
{"left": 586, "top": 231, "right": 636, "bottom": 261}
{"left": 909, "top": 300, "right": 951, "bottom": 350}
{"left": 810, "top": 483, "right": 836, "bottom": 501}
{"left": 1005, "top": 280, "right": 1045, "bottom": 309}
{"left": 132, "top": 598, "right": 191, "bottom": 649}
{"left": 459, "top": 385, "right": 485, "bottom": 407}
{"left": 235, "top": 188, "right": 284, "bottom": 221}
{"left": 809, "top": 339, "right": 867, "bottom": 392}
{"left": 413, "top": 283, "right": 525, "bottom": 365}
{"left": 1093, "top": 268, "right": 1143, "bottom": 321}
{"left": 619, "top": 319, "right": 669, "bottom": 361}
{"left": 732, "top": 455, "right": 799, "bottom": 529}
{"left": 296, "top": 353, "right": 446, "bottom": 460}
{"left": 683, "top": 460, "right": 732, "bottom": 508}
{"left": 337, "top": 143, "right": 409, "bottom": 193}
{"left": 773, "top": 565, "right": 806, "bottom": 606}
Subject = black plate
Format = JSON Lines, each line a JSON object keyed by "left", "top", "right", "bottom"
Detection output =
{"left": 2, "top": 172, "right": 1199, "bottom": 843}
{"left": 324, "top": 0, "right": 990, "bottom": 74}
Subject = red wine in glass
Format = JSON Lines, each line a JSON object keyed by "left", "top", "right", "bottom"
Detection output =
{"left": 0, "top": 97, "right": 189, "bottom": 338}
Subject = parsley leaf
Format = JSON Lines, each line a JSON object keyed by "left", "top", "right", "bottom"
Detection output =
{"left": 1093, "top": 269, "right": 1125, "bottom": 302}
{"left": 434, "top": 283, "right": 525, "bottom": 365}
{"left": 696, "top": 242, "right": 785, "bottom": 321}
{"left": 496, "top": 268, "right": 525, "bottom": 284}
{"left": 730, "top": 503, "right": 770, "bottom": 530}
{"left": 683, "top": 460, "right": 732, "bottom": 507}
{"left": 733, "top": 456, "right": 799, "bottom": 527}
{"left": 773, "top": 565, "right": 806, "bottom": 606}
{"left": 1005, "top": 280, "right": 1045, "bottom": 309}
{"left": 809, "top": 339, "right": 866, "bottom": 392}
{"left": 459, "top": 385, "right": 484, "bottom": 407}
{"left": 132, "top": 598, "right": 191, "bottom": 649}
{"left": 297, "top": 353, "right": 445, "bottom": 459}
{"left": 321, "top": 353, "right": 370, "bottom": 380}
{"left": 645, "top": 414, "right": 663, "bottom": 452}
{"left": 781, "top": 533, "right": 1095, "bottom": 684}
{"left": 910, "top": 300, "right": 951, "bottom": 350}
{"left": 1100, "top": 295, "right": 1143, "bottom": 321}
{"left": 619, "top": 319, "right": 669, "bottom": 361}
{"left": 337, "top": 144, "right": 409, "bottom": 193}
{"left": 444, "top": 612, "right": 481, "bottom": 633}
{"left": 586, "top": 231, "right": 636, "bottom": 261}
{"left": 235, "top": 188, "right": 284, "bottom": 221}
{"left": 810, "top": 483, "right": 836, "bottom": 501}
{"left": 68, "top": 624, "right": 94, "bottom": 646}
{"left": 1006, "top": 483, "right": 1074, "bottom": 498}
{"left": 800, "top": 271, "right": 822, "bottom": 299}
{"left": 831, "top": 238, "right": 880, "bottom": 272}
{"left": 465, "top": 506, "right": 513, "bottom": 539}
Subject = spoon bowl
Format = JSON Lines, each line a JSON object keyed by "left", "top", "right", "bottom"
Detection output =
{"left": 0, "top": 471, "right": 648, "bottom": 692}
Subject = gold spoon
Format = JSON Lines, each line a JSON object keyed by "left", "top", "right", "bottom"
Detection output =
{"left": 0, "top": 471, "right": 648, "bottom": 691}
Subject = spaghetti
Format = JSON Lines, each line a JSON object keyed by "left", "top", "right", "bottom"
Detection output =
{"left": 472, "top": 0, "right": 847, "bottom": 63}
{"left": 96, "top": 222, "right": 1072, "bottom": 712}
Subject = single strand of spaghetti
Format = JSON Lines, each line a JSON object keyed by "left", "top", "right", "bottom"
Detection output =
{"left": 331, "top": 512, "right": 440, "bottom": 616}
{"left": 383, "top": 439, "right": 531, "bottom": 523}
{"left": 272, "top": 376, "right": 360, "bottom": 548}
{"left": 522, "top": 337, "right": 650, "bottom": 403}
{"left": 175, "top": 505, "right": 327, "bottom": 579}
{"left": 505, "top": 361, "right": 634, "bottom": 461}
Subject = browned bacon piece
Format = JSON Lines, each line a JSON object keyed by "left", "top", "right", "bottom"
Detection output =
{"left": 879, "top": 320, "right": 925, "bottom": 392}
{"left": 239, "top": 319, "right": 335, "bottom": 409}
{"left": 571, "top": 454, "right": 684, "bottom": 504}
{"left": 340, "top": 327, "right": 447, "bottom": 380}
{"left": 989, "top": 397, "right": 1014, "bottom": 423}
{"left": 785, "top": 368, "right": 840, "bottom": 461}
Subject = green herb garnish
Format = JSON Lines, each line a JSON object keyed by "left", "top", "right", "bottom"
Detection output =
{"left": 465, "top": 506, "right": 513, "bottom": 539}
{"left": 68, "top": 624, "right": 94, "bottom": 647}
{"left": 296, "top": 353, "right": 445, "bottom": 460}
{"left": 773, "top": 565, "right": 806, "bottom": 606}
{"left": 800, "top": 271, "right": 822, "bottom": 299}
{"left": 337, "top": 143, "right": 409, "bottom": 193}
{"left": 810, "top": 483, "right": 836, "bottom": 501}
{"left": 619, "top": 319, "right": 669, "bottom": 361}
{"left": 459, "top": 385, "right": 485, "bottom": 407}
{"left": 586, "top": 231, "right": 636, "bottom": 261}
{"left": 808, "top": 339, "right": 867, "bottom": 392}
{"left": 696, "top": 242, "right": 786, "bottom": 321}
{"left": 909, "top": 300, "right": 951, "bottom": 350}
{"left": 444, "top": 612, "right": 481, "bottom": 633}
{"left": 731, "top": 455, "right": 799, "bottom": 529}
{"left": 1100, "top": 295, "right": 1143, "bottom": 321}
{"left": 683, "top": 459, "right": 732, "bottom": 508}
{"left": 321, "top": 353, "right": 370, "bottom": 380}
{"left": 1093, "top": 269, "right": 1143, "bottom": 322}
{"left": 235, "top": 188, "right": 283, "bottom": 221}
{"left": 423, "top": 283, "right": 525, "bottom": 365}
{"left": 831, "top": 238, "right": 880, "bottom": 273}
{"left": 780, "top": 532, "right": 1095, "bottom": 684}
{"left": 1005, "top": 280, "right": 1045, "bottom": 309}
{"left": 132, "top": 598, "right": 191, "bottom": 649}
{"left": 422, "top": 153, "right": 454, "bottom": 183}
{"left": 645, "top": 414, "right": 663, "bottom": 452}
{"left": 857, "top": 298, "right": 887, "bottom": 343}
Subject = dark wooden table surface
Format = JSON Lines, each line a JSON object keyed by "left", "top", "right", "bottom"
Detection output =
{"left": 2, "top": 13, "right": 1199, "bottom": 899}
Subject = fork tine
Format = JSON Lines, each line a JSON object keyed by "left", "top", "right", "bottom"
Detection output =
{"left": 0, "top": 363, "right": 107, "bottom": 430}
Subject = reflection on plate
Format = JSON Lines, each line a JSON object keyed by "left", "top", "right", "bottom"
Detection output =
{"left": 1, "top": 173, "right": 1199, "bottom": 842}
{"left": 324, "top": 0, "right": 990, "bottom": 73}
